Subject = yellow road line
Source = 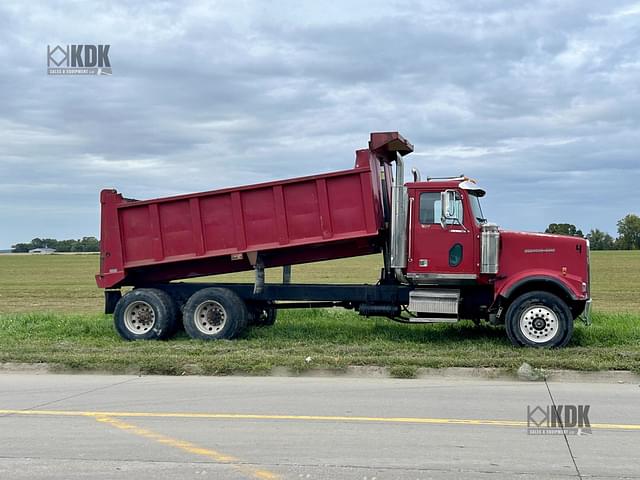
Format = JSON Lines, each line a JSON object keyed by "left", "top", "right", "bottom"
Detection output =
{"left": 94, "top": 415, "right": 278, "bottom": 480}
{"left": 0, "top": 408, "right": 639, "bottom": 431}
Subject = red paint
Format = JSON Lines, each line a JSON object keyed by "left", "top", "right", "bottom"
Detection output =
{"left": 407, "top": 182, "right": 478, "bottom": 276}
{"left": 96, "top": 146, "right": 388, "bottom": 288}
{"left": 493, "top": 231, "right": 589, "bottom": 300}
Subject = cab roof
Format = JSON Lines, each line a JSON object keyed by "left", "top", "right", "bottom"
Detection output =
{"left": 406, "top": 178, "right": 486, "bottom": 196}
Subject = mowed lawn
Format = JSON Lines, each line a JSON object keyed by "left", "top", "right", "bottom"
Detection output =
{"left": 0, "top": 251, "right": 638, "bottom": 375}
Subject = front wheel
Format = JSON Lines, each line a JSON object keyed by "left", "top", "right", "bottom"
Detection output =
{"left": 504, "top": 291, "right": 573, "bottom": 348}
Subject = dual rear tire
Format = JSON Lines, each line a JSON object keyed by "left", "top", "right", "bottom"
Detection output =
{"left": 114, "top": 287, "right": 253, "bottom": 341}
{"left": 182, "top": 288, "right": 248, "bottom": 340}
{"left": 113, "top": 288, "right": 178, "bottom": 341}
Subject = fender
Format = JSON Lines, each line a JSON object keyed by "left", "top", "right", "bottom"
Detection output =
{"left": 494, "top": 270, "right": 584, "bottom": 302}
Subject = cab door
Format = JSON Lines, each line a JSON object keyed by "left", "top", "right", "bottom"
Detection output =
{"left": 407, "top": 188, "right": 477, "bottom": 280}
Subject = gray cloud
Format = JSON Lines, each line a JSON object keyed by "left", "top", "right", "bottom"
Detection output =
{"left": 0, "top": 0, "right": 639, "bottom": 248}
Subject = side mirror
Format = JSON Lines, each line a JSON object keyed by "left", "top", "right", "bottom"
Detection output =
{"left": 440, "top": 190, "right": 457, "bottom": 229}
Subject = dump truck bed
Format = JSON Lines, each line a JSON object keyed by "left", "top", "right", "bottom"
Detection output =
{"left": 96, "top": 150, "right": 389, "bottom": 288}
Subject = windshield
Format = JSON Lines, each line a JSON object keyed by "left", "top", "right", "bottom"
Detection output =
{"left": 469, "top": 193, "right": 487, "bottom": 224}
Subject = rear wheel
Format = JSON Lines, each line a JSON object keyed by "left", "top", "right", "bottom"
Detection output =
{"left": 182, "top": 288, "right": 248, "bottom": 340}
{"left": 505, "top": 291, "right": 573, "bottom": 348}
{"left": 250, "top": 303, "right": 277, "bottom": 327}
{"left": 114, "top": 288, "right": 177, "bottom": 341}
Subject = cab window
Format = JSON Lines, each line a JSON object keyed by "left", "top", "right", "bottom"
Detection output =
{"left": 419, "top": 191, "right": 464, "bottom": 225}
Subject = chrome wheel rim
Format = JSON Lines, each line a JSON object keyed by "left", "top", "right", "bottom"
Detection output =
{"left": 520, "top": 305, "right": 559, "bottom": 343}
{"left": 194, "top": 300, "right": 226, "bottom": 335}
{"left": 123, "top": 301, "right": 156, "bottom": 334}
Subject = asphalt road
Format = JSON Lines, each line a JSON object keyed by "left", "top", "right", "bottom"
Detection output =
{"left": 0, "top": 373, "right": 638, "bottom": 479}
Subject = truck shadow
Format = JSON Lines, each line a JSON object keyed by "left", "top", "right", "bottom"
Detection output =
{"left": 370, "top": 320, "right": 507, "bottom": 344}
{"left": 252, "top": 313, "right": 509, "bottom": 346}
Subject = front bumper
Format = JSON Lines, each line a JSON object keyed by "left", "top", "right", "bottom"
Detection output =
{"left": 579, "top": 298, "right": 592, "bottom": 326}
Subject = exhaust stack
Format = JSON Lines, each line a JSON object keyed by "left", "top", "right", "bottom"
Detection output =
{"left": 367, "top": 132, "right": 414, "bottom": 284}
{"left": 390, "top": 151, "right": 408, "bottom": 271}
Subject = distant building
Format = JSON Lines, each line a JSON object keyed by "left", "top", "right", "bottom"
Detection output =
{"left": 28, "top": 247, "right": 56, "bottom": 254}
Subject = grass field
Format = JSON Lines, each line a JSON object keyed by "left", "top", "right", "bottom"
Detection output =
{"left": 0, "top": 252, "right": 639, "bottom": 376}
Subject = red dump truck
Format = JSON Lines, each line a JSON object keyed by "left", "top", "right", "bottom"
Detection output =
{"left": 97, "top": 132, "right": 591, "bottom": 347}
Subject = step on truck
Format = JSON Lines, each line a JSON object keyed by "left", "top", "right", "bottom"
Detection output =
{"left": 97, "top": 132, "right": 591, "bottom": 347}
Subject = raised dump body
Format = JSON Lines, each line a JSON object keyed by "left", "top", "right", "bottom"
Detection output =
{"left": 95, "top": 133, "right": 412, "bottom": 289}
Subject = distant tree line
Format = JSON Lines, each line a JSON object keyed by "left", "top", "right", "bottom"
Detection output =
{"left": 11, "top": 237, "right": 100, "bottom": 253}
{"left": 545, "top": 214, "right": 640, "bottom": 250}
{"left": 9, "top": 213, "right": 640, "bottom": 253}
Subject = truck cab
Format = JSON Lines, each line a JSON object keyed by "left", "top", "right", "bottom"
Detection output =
{"left": 401, "top": 175, "right": 591, "bottom": 347}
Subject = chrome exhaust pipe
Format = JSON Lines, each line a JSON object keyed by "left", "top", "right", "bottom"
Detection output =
{"left": 390, "top": 152, "right": 409, "bottom": 283}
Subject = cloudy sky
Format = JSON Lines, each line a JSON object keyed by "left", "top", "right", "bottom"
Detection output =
{"left": 0, "top": 0, "right": 639, "bottom": 248}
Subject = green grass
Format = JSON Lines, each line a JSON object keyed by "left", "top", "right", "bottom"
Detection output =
{"left": 0, "top": 310, "right": 638, "bottom": 375}
{"left": 0, "top": 252, "right": 639, "bottom": 376}
{"left": 589, "top": 251, "right": 640, "bottom": 313}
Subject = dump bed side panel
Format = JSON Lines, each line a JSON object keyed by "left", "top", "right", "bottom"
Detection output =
{"left": 97, "top": 153, "right": 385, "bottom": 288}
